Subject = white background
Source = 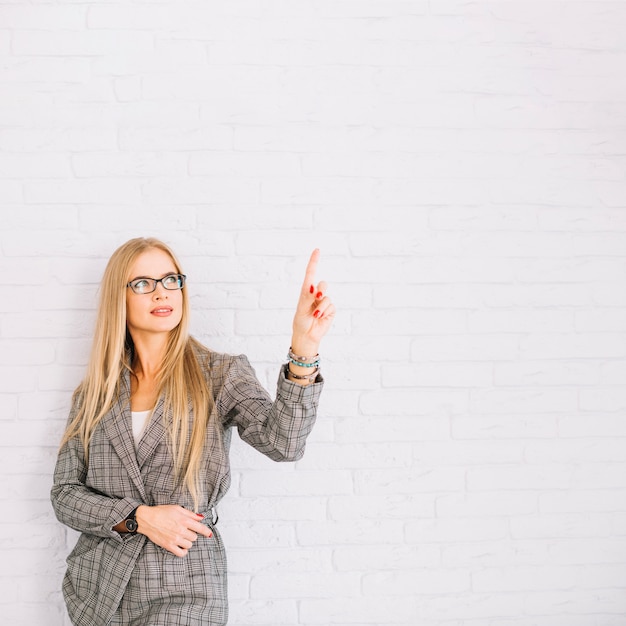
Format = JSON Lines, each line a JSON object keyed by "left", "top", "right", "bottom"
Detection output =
{"left": 1, "top": 2, "right": 626, "bottom": 625}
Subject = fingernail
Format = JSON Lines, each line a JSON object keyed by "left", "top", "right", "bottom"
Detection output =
{"left": 197, "top": 514, "right": 204, "bottom": 518}
{"left": 314, "top": 310, "right": 320, "bottom": 318}
{"left": 309, "top": 285, "right": 315, "bottom": 294}
{"left": 316, "top": 291, "right": 323, "bottom": 299}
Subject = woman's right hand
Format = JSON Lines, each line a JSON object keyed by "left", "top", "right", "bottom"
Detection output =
{"left": 135, "top": 504, "right": 213, "bottom": 557}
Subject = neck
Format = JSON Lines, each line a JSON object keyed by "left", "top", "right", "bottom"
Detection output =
{"left": 130, "top": 332, "right": 169, "bottom": 380}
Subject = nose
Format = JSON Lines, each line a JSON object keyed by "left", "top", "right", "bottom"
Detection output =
{"left": 153, "top": 282, "right": 169, "bottom": 300}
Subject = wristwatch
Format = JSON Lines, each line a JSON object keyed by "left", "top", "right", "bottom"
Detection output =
{"left": 124, "top": 508, "right": 139, "bottom": 534}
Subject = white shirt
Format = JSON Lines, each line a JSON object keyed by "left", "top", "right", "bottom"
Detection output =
{"left": 131, "top": 410, "right": 152, "bottom": 447}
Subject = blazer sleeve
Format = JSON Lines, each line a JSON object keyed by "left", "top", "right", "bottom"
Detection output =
{"left": 218, "top": 354, "right": 323, "bottom": 462}
{"left": 50, "top": 398, "right": 142, "bottom": 541}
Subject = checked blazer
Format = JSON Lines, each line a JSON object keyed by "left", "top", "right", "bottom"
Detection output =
{"left": 51, "top": 346, "right": 323, "bottom": 626}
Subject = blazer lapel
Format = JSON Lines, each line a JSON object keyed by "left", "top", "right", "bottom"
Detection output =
{"left": 102, "top": 370, "right": 147, "bottom": 501}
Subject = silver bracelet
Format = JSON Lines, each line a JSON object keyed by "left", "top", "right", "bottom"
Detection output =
{"left": 288, "top": 347, "right": 320, "bottom": 363}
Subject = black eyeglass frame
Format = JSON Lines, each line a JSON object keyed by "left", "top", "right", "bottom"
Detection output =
{"left": 126, "top": 273, "right": 187, "bottom": 295}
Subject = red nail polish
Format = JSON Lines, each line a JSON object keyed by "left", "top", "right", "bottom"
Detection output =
{"left": 314, "top": 310, "right": 320, "bottom": 318}
{"left": 197, "top": 514, "right": 204, "bottom": 518}
{"left": 310, "top": 285, "right": 315, "bottom": 294}
{"left": 316, "top": 291, "right": 323, "bottom": 299}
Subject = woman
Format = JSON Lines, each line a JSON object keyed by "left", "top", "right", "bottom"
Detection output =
{"left": 51, "top": 237, "right": 334, "bottom": 626}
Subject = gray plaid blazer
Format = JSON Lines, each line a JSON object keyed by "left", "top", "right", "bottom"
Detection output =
{"left": 51, "top": 347, "right": 323, "bottom": 626}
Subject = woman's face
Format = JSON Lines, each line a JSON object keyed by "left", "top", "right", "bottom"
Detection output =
{"left": 125, "top": 248, "right": 184, "bottom": 339}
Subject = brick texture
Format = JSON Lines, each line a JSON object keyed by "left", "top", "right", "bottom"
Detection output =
{"left": 1, "top": 2, "right": 625, "bottom": 625}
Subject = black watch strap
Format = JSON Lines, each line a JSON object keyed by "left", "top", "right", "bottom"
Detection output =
{"left": 124, "top": 507, "right": 139, "bottom": 534}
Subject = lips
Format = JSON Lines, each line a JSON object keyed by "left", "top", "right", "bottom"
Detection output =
{"left": 150, "top": 306, "right": 173, "bottom": 316}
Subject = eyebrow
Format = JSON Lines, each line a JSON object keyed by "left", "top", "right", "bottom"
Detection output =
{"left": 129, "top": 271, "right": 178, "bottom": 281}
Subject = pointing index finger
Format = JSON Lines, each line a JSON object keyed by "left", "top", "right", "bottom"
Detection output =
{"left": 302, "top": 248, "right": 320, "bottom": 291}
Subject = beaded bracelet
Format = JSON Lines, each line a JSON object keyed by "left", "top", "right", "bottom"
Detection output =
{"left": 287, "top": 364, "right": 319, "bottom": 382}
{"left": 288, "top": 347, "right": 319, "bottom": 363}
{"left": 289, "top": 357, "right": 320, "bottom": 368}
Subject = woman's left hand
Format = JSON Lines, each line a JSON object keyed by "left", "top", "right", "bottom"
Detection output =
{"left": 291, "top": 249, "right": 335, "bottom": 355}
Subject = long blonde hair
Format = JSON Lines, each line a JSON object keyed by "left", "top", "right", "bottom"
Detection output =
{"left": 60, "top": 237, "right": 213, "bottom": 511}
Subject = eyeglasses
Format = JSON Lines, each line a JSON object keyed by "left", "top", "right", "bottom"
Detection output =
{"left": 127, "top": 273, "right": 186, "bottom": 295}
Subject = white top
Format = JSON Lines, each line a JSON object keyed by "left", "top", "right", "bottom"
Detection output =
{"left": 131, "top": 410, "right": 152, "bottom": 447}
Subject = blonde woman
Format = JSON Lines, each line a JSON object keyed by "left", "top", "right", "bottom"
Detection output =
{"left": 51, "top": 237, "right": 334, "bottom": 626}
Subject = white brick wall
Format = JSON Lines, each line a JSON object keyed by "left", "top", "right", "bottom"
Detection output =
{"left": 1, "top": 1, "right": 625, "bottom": 624}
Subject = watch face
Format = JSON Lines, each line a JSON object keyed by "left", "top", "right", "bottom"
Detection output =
{"left": 125, "top": 518, "right": 138, "bottom": 533}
